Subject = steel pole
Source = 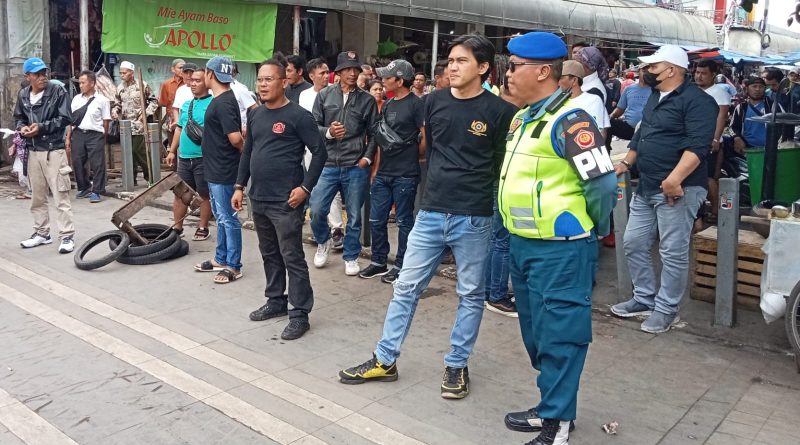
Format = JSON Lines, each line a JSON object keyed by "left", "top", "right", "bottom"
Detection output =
{"left": 761, "top": 122, "right": 780, "bottom": 201}
{"left": 119, "top": 120, "right": 134, "bottom": 192}
{"left": 147, "top": 123, "right": 161, "bottom": 184}
{"left": 613, "top": 171, "right": 633, "bottom": 301}
{"left": 715, "top": 178, "right": 739, "bottom": 327}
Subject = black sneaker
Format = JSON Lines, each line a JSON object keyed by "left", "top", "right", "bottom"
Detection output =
{"left": 281, "top": 319, "right": 310, "bottom": 340}
{"left": 525, "top": 419, "right": 571, "bottom": 445}
{"left": 331, "top": 228, "right": 344, "bottom": 251}
{"left": 441, "top": 366, "right": 469, "bottom": 399}
{"left": 485, "top": 298, "right": 518, "bottom": 318}
{"left": 358, "top": 264, "right": 388, "bottom": 279}
{"left": 249, "top": 302, "right": 288, "bottom": 321}
{"left": 505, "top": 407, "right": 576, "bottom": 433}
{"left": 339, "top": 354, "right": 398, "bottom": 384}
{"left": 381, "top": 267, "right": 400, "bottom": 284}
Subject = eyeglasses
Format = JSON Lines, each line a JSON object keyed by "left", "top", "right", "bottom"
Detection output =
{"left": 256, "top": 76, "right": 285, "bottom": 83}
{"left": 508, "top": 61, "right": 550, "bottom": 73}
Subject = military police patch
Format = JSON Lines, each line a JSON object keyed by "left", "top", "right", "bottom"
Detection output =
{"left": 561, "top": 109, "right": 613, "bottom": 181}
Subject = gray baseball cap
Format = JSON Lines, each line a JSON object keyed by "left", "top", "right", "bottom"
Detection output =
{"left": 376, "top": 59, "right": 414, "bottom": 81}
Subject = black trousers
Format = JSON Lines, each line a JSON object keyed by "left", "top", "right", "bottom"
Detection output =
{"left": 252, "top": 199, "right": 314, "bottom": 320}
{"left": 605, "top": 118, "right": 636, "bottom": 149}
{"left": 71, "top": 129, "right": 106, "bottom": 193}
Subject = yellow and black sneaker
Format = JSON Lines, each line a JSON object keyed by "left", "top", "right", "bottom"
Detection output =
{"left": 338, "top": 354, "right": 398, "bottom": 384}
{"left": 441, "top": 366, "right": 469, "bottom": 399}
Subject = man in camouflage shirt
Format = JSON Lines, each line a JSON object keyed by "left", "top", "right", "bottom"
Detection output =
{"left": 112, "top": 61, "right": 159, "bottom": 184}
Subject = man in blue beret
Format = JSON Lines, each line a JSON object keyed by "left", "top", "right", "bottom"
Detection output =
{"left": 498, "top": 32, "right": 617, "bottom": 445}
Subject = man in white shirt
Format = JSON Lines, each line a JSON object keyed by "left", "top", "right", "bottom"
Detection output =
{"left": 559, "top": 60, "right": 610, "bottom": 138}
{"left": 67, "top": 70, "right": 111, "bottom": 203}
{"left": 170, "top": 63, "right": 196, "bottom": 132}
{"left": 695, "top": 59, "right": 731, "bottom": 221}
{"left": 231, "top": 63, "right": 257, "bottom": 131}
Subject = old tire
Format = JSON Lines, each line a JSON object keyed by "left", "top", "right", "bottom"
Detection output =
{"left": 168, "top": 239, "right": 190, "bottom": 260}
{"left": 110, "top": 226, "right": 178, "bottom": 257}
{"left": 116, "top": 235, "right": 183, "bottom": 265}
{"left": 74, "top": 230, "right": 130, "bottom": 271}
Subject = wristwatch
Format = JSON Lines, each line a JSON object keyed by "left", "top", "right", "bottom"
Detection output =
{"left": 620, "top": 159, "right": 632, "bottom": 169}
{"left": 234, "top": 185, "right": 244, "bottom": 191}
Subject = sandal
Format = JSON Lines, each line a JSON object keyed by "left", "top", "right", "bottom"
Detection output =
{"left": 193, "top": 227, "right": 210, "bottom": 241}
{"left": 194, "top": 260, "right": 224, "bottom": 272}
{"left": 214, "top": 269, "right": 242, "bottom": 284}
{"left": 175, "top": 227, "right": 184, "bottom": 237}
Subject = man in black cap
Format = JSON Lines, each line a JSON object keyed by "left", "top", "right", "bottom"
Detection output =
{"left": 500, "top": 32, "right": 616, "bottom": 445}
{"left": 310, "top": 51, "right": 378, "bottom": 277}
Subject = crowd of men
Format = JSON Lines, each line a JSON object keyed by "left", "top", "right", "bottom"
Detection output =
{"left": 12, "top": 29, "right": 798, "bottom": 444}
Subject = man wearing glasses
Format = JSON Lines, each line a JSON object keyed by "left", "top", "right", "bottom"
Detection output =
{"left": 15, "top": 57, "right": 75, "bottom": 254}
{"left": 500, "top": 32, "right": 616, "bottom": 445}
{"left": 234, "top": 59, "right": 327, "bottom": 340}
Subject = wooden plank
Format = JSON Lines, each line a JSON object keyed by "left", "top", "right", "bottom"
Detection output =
{"left": 694, "top": 253, "right": 764, "bottom": 273}
{"left": 690, "top": 286, "right": 761, "bottom": 311}
{"left": 695, "top": 264, "right": 762, "bottom": 285}
{"left": 693, "top": 227, "right": 766, "bottom": 259}
{"left": 693, "top": 275, "right": 761, "bottom": 297}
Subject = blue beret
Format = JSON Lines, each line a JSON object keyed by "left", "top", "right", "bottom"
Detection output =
{"left": 508, "top": 32, "right": 567, "bottom": 60}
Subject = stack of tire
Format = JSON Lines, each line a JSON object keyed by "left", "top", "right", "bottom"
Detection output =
{"left": 74, "top": 224, "right": 189, "bottom": 270}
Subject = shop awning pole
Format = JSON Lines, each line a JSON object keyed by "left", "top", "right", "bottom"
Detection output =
{"left": 431, "top": 20, "right": 439, "bottom": 78}
{"left": 293, "top": 6, "right": 301, "bottom": 55}
{"left": 80, "top": 0, "right": 89, "bottom": 71}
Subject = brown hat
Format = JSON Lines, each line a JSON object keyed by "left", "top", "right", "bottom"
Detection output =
{"left": 562, "top": 60, "right": 585, "bottom": 78}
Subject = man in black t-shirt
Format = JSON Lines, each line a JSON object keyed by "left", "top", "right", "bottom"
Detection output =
{"left": 285, "top": 55, "right": 311, "bottom": 104}
{"left": 339, "top": 35, "right": 516, "bottom": 400}
{"left": 193, "top": 56, "right": 244, "bottom": 285}
{"left": 233, "top": 59, "right": 327, "bottom": 341}
{"left": 357, "top": 59, "right": 426, "bottom": 284}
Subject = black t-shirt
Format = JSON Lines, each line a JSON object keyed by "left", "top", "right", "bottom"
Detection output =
{"left": 202, "top": 90, "right": 242, "bottom": 184}
{"left": 421, "top": 89, "right": 516, "bottom": 216}
{"left": 377, "top": 93, "right": 424, "bottom": 178}
{"left": 286, "top": 81, "right": 312, "bottom": 104}
{"left": 237, "top": 102, "right": 327, "bottom": 202}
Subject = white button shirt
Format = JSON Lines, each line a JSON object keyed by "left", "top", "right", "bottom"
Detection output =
{"left": 71, "top": 93, "right": 111, "bottom": 133}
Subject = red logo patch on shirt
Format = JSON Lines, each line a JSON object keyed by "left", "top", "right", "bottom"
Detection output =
{"left": 575, "top": 129, "right": 595, "bottom": 149}
{"left": 272, "top": 122, "right": 286, "bottom": 134}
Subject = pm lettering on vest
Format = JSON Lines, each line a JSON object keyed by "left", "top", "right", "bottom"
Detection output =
{"left": 561, "top": 110, "right": 613, "bottom": 181}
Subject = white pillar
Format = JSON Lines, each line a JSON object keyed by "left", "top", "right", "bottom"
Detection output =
{"left": 80, "top": 0, "right": 88, "bottom": 71}
{"left": 293, "top": 6, "right": 300, "bottom": 55}
{"left": 431, "top": 20, "right": 439, "bottom": 77}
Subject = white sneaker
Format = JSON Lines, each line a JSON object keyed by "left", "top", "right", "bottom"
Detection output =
{"left": 58, "top": 237, "right": 75, "bottom": 254}
{"left": 20, "top": 233, "right": 52, "bottom": 249}
{"left": 345, "top": 260, "right": 360, "bottom": 276}
{"left": 314, "top": 239, "right": 331, "bottom": 268}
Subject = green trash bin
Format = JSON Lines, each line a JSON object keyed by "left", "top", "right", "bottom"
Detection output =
{"left": 746, "top": 146, "right": 800, "bottom": 203}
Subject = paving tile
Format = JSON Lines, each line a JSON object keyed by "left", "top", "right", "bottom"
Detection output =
{"left": 705, "top": 431, "right": 753, "bottom": 445}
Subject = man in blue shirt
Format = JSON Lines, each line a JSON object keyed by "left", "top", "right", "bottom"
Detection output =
{"left": 611, "top": 45, "right": 717, "bottom": 334}
{"left": 166, "top": 66, "right": 213, "bottom": 241}
{"left": 730, "top": 77, "right": 782, "bottom": 152}
{"left": 606, "top": 65, "right": 651, "bottom": 149}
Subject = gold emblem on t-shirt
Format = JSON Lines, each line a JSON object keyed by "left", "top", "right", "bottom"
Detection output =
{"left": 468, "top": 120, "right": 488, "bottom": 136}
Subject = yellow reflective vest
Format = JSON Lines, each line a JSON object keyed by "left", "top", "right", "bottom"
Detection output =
{"left": 498, "top": 99, "right": 595, "bottom": 239}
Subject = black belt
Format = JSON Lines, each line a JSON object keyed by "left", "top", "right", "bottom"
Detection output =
{"left": 75, "top": 128, "right": 102, "bottom": 134}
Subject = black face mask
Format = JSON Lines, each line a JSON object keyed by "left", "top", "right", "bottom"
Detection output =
{"left": 642, "top": 70, "right": 663, "bottom": 88}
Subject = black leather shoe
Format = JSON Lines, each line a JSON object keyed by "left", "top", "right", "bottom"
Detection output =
{"left": 505, "top": 408, "right": 575, "bottom": 433}
{"left": 281, "top": 319, "right": 310, "bottom": 340}
{"left": 249, "top": 303, "right": 288, "bottom": 321}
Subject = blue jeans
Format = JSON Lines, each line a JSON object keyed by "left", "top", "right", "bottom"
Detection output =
{"left": 309, "top": 166, "right": 369, "bottom": 261}
{"left": 375, "top": 210, "right": 491, "bottom": 368}
{"left": 624, "top": 186, "right": 705, "bottom": 316}
{"left": 207, "top": 182, "right": 243, "bottom": 270}
{"left": 369, "top": 175, "right": 417, "bottom": 268}
{"left": 485, "top": 184, "right": 510, "bottom": 303}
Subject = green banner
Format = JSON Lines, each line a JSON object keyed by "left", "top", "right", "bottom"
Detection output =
{"left": 102, "top": 0, "right": 276, "bottom": 63}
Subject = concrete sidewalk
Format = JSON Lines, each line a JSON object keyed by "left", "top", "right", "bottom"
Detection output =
{"left": 0, "top": 174, "right": 799, "bottom": 445}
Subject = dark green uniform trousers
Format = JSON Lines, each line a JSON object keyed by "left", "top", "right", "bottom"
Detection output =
{"left": 509, "top": 233, "right": 597, "bottom": 421}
